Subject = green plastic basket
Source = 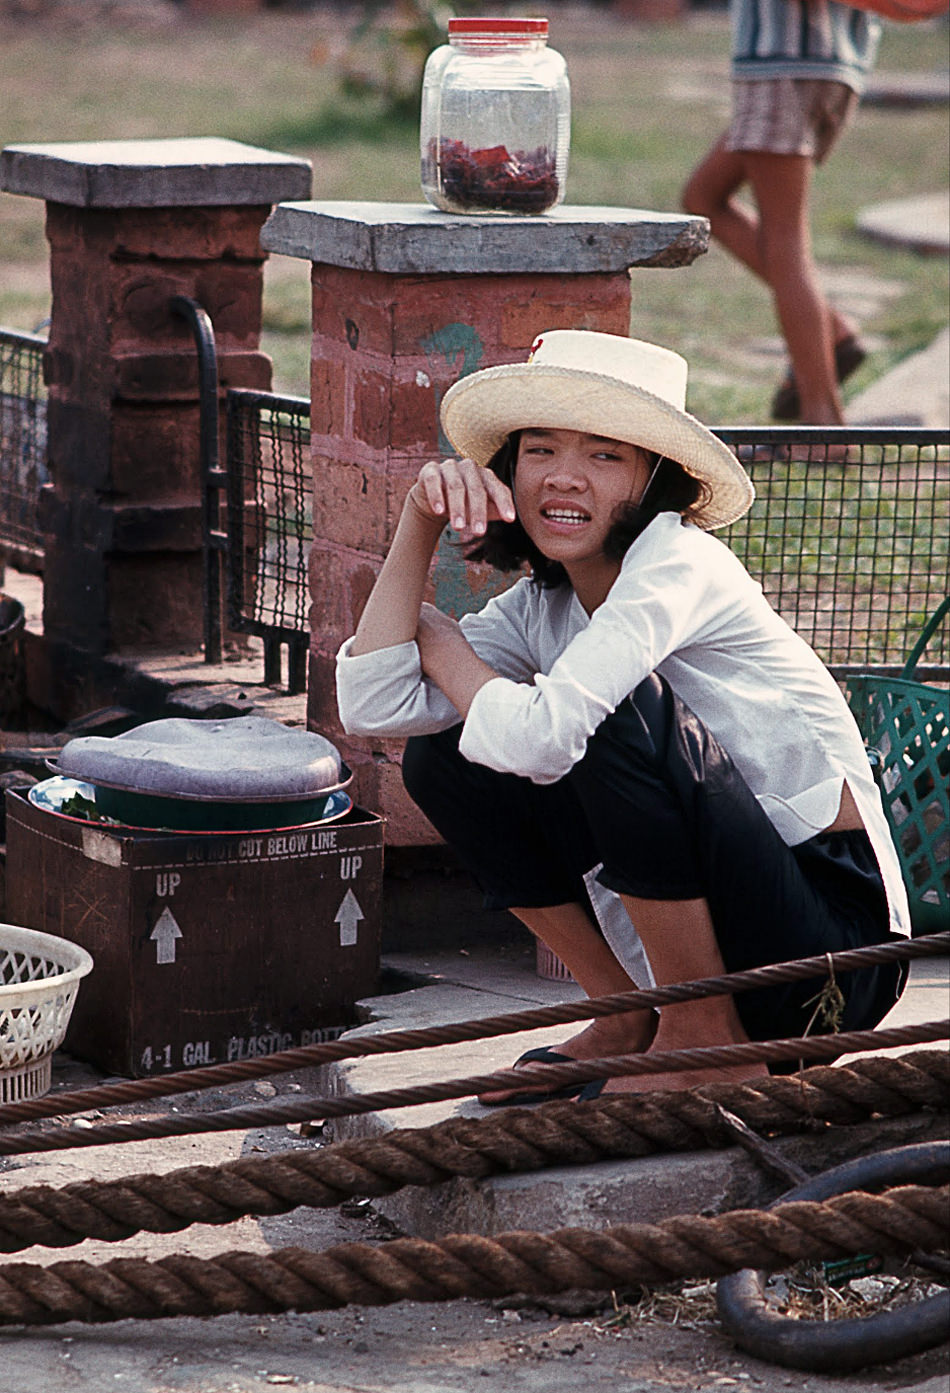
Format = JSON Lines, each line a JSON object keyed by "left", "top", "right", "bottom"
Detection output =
{"left": 847, "top": 598, "right": 949, "bottom": 937}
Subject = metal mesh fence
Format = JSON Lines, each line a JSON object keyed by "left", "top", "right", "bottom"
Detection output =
{"left": 224, "top": 410, "right": 948, "bottom": 683}
{"left": 717, "top": 429, "right": 949, "bottom": 678}
{"left": 225, "top": 387, "right": 312, "bottom": 690}
{"left": 0, "top": 326, "right": 47, "bottom": 571}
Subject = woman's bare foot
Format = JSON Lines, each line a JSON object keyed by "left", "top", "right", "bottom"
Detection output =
{"left": 592, "top": 1057, "right": 769, "bottom": 1095}
{"left": 590, "top": 1001, "right": 768, "bottom": 1096}
{"left": 477, "top": 1008, "right": 656, "bottom": 1105}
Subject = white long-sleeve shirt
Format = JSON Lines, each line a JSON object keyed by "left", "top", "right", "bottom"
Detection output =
{"left": 337, "top": 512, "right": 910, "bottom": 942}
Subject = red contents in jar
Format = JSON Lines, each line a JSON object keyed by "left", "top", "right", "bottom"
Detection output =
{"left": 426, "top": 137, "right": 559, "bottom": 214}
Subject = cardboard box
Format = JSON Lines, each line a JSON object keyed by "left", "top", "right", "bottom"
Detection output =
{"left": 5, "top": 789, "right": 383, "bottom": 1077}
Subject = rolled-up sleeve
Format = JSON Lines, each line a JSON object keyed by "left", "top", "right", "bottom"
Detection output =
{"left": 335, "top": 575, "right": 545, "bottom": 739}
{"left": 336, "top": 638, "right": 461, "bottom": 736}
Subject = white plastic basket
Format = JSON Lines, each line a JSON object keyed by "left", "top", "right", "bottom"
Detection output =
{"left": 535, "top": 941, "right": 574, "bottom": 982}
{"left": 0, "top": 924, "right": 93, "bottom": 1103}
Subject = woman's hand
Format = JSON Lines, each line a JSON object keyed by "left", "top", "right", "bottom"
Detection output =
{"left": 416, "top": 602, "right": 497, "bottom": 717}
{"left": 407, "top": 457, "right": 516, "bottom": 541}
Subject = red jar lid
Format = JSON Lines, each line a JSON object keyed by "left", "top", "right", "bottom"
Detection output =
{"left": 448, "top": 17, "right": 549, "bottom": 35}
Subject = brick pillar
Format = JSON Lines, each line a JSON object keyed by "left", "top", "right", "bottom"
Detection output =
{"left": 261, "top": 201, "right": 709, "bottom": 843}
{"left": 0, "top": 138, "right": 311, "bottom": 674}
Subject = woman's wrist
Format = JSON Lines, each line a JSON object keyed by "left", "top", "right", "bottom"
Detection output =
{"left": 403, "top": 487, "right": 447, "bottom": 531}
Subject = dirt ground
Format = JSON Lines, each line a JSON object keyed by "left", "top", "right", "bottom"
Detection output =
{"left": 2, "top": 1293, "right": 949, "bottom": 1393}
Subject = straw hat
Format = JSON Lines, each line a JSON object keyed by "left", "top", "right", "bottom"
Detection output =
{"left": 440, "top": 330, "right": 754, "bottom": 530}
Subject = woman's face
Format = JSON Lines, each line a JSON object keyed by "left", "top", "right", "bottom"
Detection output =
{"left": 513, "top": 428, "right": 654, "bottom": 567}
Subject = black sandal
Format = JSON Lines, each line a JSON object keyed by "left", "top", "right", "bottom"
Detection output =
{"left": 770, "top": 336, "right": 867, "bottom": 422}
{"left": 477, "top": 1045, "right": 593, "bottom": 1107}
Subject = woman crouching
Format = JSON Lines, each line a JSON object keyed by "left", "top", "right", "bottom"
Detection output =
{"left": 336, "top": 331, "right": 908, "bottom": 1103}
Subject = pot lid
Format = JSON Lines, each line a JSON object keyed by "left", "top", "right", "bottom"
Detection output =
{"left": 55, "top": 716, "right": 346, "bottom": 802}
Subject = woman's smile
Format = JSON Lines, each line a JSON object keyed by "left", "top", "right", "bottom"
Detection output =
{"left": 540, "top": 501, "right": 593, "bottom": 529}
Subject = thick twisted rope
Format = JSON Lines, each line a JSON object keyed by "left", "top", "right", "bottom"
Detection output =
{"left": 1, "top": 932, "right": 943, "bottom": 1130}
{"left": 0, "top": 1185, "right": 945, "bottom": 1327}
{"left": 1, "top": 1052, "right": 945, "bottom": 1255}
{"left": 1, "top": 1018, "right": 945, "bottom": 1155}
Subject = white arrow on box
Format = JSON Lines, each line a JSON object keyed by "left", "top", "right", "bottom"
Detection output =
{"left": 334, "top": 888, "right": 364, "bottom": 947}
{"left": 150, "top": 906, "right": 183, "bottom": 965}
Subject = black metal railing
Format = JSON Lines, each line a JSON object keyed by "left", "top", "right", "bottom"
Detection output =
{"left": 225, "top": 386, "right": 312, "bottom": 694}
{"left": 171, "top": 296, "right": 228, "bottom": 666}
{"left": 0, "top": 325, "right": 47, "bottom": 572}
{"left": 222, "top": 412, "right": 948, "bottom": 688}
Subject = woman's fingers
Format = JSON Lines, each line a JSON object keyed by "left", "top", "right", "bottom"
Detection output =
{"left": 412, "top": 461, "right": 450, "bottom": 520}
{"left": 410, "top": 459, "right": 515, "bottom": 537}
{"left": 483, "top": 469, "right": 517, "bottom": 524}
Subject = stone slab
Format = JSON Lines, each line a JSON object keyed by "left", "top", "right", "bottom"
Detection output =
{"left": 324, "top": 949, "right": 949, "bottom": 1238}
{"left": 846, "top": 326, "right": 950, "bottom": 427}
{"left": 0, "top": 137, "right": 312, "bottom": 208}
{"left": 260, "top": 200, "right": 709, "bottom": 273}
{"left": 371, "top": 1111, "right": 947, "bottom": 1241}
{"left": 856, "top": 189, "right": 950, "bottom": 257}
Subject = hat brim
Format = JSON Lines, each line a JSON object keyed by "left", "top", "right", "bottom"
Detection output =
{"left": 440, "top": 363, "right": 754, "bottom": 530}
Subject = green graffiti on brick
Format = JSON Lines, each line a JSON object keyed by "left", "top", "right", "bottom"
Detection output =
{"left": 420, "top": 323, "right": 505, "bottom": 619}
{"left": 420, "top": 322, "right": 485, "bottom": 455}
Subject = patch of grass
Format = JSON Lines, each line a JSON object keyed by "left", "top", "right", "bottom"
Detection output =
{"left": 258, "top": 101, "right": 418, "bottom": 153}
{"left": 0, "top": 6, "right": 947, "bottom": 414}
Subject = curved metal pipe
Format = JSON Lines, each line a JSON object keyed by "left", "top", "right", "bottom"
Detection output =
{"left": 171, "top": 294, "right": 223, "bottom": 664}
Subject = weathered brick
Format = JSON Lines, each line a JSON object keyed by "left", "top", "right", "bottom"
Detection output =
{"left": 106, "top": 263, "right": 266, "bottom": 351}
{"left": 46, "top": 201, "right": 271, "bottom": 262}
{"left": 306, "top": 650, "right": 345, "bottom": 735}
{"left": 110, "top": 404, "right": 199, "bottom": 496}
{"left": 217, "top": 349, "right": 271, "bottom": 392}
{"left": 112, "top": 205, "right": 272, "bottom": 261}
{"left": 388, "top": 369, "right": 441, "bottom": 454}
{"left": 306, "top": 540, "right": 381, "bottom": 652}
{"left": 350, "top": 363, "right": 393, "bottom": 451}
{"left": 377, "top": 757, "right": 441, "bottom": 847}
{"left": 310, "top": 354, "right": 348, "bottom": 437}
{"left": 44, "top": 399, "right": 113, "bottom": 491}
{"left": 499, "top": 274, "right": 631, "bottom": 348}
{"left": 310, "top": 454, "right": 390, "bottom": 554}
{"left": 311, "top": 267, "right": 396, "bottom": 355}
{"left": 109, "top": 502, "right": 204, "bottom": 552}
{"left": 37, "top": 193, "right": 272, "bottom": 660}
{"left": 112, "top": 349, "right": 270, "bottom": 401}
{"left": 41, "top": 545, "right": 109, "bottom": 652}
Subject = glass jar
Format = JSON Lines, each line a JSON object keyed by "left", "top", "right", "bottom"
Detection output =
{"left": 420, "top": 17, "right": 570, "bottom": 217}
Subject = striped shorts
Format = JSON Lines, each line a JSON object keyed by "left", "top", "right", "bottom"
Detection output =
{"left": 728, "top": 77, "right": 858, "bottom": 163}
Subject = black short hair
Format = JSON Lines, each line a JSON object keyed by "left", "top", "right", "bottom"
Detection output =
{"left": 464, "top": 432, "right": 710, "bottom": 588}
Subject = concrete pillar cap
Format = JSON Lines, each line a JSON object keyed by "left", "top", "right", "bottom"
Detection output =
{"left": 0, "top": 137, "right": 312, "bottom": 208}
{"left": 262, "top": 199, "right": 708, "bottom": 274}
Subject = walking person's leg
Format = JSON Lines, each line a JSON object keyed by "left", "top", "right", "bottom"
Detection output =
{"left": 683, "top": 74, "right": 864, "bottom": 426}
{"left": 743, "top": 149, "right": 843, "bottom": 425}
{"left": 683, "top": 137, "right": 847, "bottom": 425}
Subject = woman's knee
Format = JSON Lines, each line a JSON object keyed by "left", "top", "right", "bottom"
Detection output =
{"left": 578, "top": 675, "right": 673, "bottom": 784}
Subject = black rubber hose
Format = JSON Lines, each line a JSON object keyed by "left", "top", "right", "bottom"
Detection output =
{"left": 716, "top": 1141, "right": 950, "bottom": 1373}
